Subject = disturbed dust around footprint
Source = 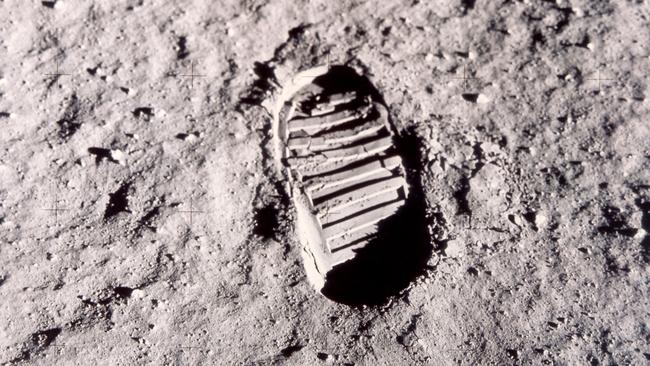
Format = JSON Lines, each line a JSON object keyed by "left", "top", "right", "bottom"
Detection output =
{"left": 2, "top": 1, "right": 649, "bottom": 364}
{"left": 266, "top": 64, "right": 431, "bottom": 305}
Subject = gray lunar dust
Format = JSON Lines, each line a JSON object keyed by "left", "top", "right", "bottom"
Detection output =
{"left": 0, "top": 0, "right": 649, "bottom": 365}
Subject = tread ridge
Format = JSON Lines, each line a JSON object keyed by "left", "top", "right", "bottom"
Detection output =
{"left": 276, "top": 65, "right": 410, "bottom": 278}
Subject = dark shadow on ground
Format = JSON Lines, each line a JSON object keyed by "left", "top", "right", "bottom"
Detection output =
{"left": 321, "top": 190, "right": 432, "bottom": 306}
{"left": 314, "top": 66, "right": 433, "bottom": 306}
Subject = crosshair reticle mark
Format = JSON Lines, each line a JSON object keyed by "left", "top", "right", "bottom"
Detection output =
{"left": 42, "top": 194, "right": 69, "bottom": 226}
{"left": 178, "top": 60, "right": 206, "bottom": 90}
{"left": 163, "top": 147, "right": 210, "bottom": 236}
{"left": 585, "top": 67, "right": 614, "bottom": 94}
{"left": 44, "top": 54, "right": 71, "bottom": 86}
{"left": 450, "top": 64, "right": 480, "bottom": 91}
{"left": 177, "top": 195, "right": 206, "bottom": 230}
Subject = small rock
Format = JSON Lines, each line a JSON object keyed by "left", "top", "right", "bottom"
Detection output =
{"left": 573, "top": 7, "right": 584, "bottom": 17}
{"left": 509, "top": 214, "right": 524, "bottom": 226}
{"left": 535, "top": 212, "right": 548, "bottom": 229}
{"left": 110, "top": 149, "right": 127, "bottom": 165}
{"left": 634, "top": 228, "right": 646, "bottom": 239}
{"left": 444, "top": 239, "right": 464, "bottom": 257}
{"left": 477, "top": 93, "right": 491, "bottom": 104}
{"left": 176, "top": 132, "right": 200, "bottom": 142}
{"left": 316, "top": 352, "right": 334, "bottom": 363}
{"left": 506, "top": 349, "right": 519, "bottom": 360}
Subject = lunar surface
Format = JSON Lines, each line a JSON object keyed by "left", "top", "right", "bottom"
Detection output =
{"left": 0, "top": 1, "right": 648, "bottom": 365}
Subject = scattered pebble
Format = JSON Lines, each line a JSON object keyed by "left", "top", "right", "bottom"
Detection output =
{"left": 476, "top": 93, "right": 490, "bottom": 104}
{"left": 176, "top": 132, "right": 201, "bottom": 142}
{"left": 535, "top": 212, "right": 548, "bottom": 229}
{"left": 573, "top": 7, "right": 585, "bottom": 17}
{"left": 42, "top": 0, "right": 60, "bottom": 9}
{"left": 444, "top": 239, "right": 464, "bottom": 257}
{"left": 110, "top": 149, "right": 127, "bottom": 165}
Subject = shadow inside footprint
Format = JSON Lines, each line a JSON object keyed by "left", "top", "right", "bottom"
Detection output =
{"left": 322, "top": 199, "right": 431, "bottom": 306}
{"left": 321, "top": 131, "right": 433, "bottom": 306}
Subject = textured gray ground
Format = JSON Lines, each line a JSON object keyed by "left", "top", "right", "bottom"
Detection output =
{"left": 0, "top": 0, "right": 649, "bottom": 365}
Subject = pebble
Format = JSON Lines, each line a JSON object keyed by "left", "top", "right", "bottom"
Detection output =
{"left": 477, "top": 93, "right": 491, "bottom": 104}
{"left": 110, "top": 149, "right": 127, "bottom": 165}
{"left": 535, "top": 212, "right": 548, "bottom": 229}
{"left": 444, "top": 239, "right": 465, "bottom": 257}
